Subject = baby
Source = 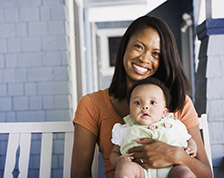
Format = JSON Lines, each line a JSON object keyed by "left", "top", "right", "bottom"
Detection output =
{"left": 110, "top": 77, "right": 197, "bottom": 178}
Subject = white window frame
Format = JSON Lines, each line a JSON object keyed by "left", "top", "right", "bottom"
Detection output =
{"left": 96, "top": 28, "right": 126, "bottom": 76}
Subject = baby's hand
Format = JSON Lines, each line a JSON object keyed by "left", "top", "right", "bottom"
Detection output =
{"left": 119, "top": 155, "right": 134, "bottom": 162}
{"left": 185, "top": 147, "right": 197, "bottom": 158}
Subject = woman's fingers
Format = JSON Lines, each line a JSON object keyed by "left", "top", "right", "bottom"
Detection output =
{"left": 136, "top": 138, "right": 156, "bottom": 144}
{"left": 127, "top": 138, "right": 156, "bottom": 154}
{"left": 127, "top": 145, "right": 143, "bottom": 154}
{"left": 133, "top": 157, "right": 148, "bottom": 166}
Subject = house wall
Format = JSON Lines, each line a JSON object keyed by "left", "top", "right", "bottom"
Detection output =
{"left": 195, "top": 19, "right": 224, "bottom": 177}
{"left": 0, "top": 0, "right": 75, "bottom": 177}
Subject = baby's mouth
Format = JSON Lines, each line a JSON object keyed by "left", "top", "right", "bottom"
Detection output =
{"left": 141, "top": 113, "right": 150, "bottom": 119}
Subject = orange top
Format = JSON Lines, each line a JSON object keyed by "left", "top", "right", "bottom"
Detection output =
{"left": 73, "top": 88, "right": 199, "bottom": 178}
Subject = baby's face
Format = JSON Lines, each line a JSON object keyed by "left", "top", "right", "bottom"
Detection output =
{"left": 129, "top": 84, "right": 167, "bottom": 125}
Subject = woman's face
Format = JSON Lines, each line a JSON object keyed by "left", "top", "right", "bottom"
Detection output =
{"left": 123, "top": 27, "right": 161, "bottom": 87}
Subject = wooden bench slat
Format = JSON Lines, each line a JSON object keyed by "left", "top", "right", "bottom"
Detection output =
{"left": 4, "top": 133, "right": 20, "bottom": 178}
{"left": 63, "top": 132, "right": 74, "bottom": 178}
{"left": 18, "top": 133, "right": 31, "bottom": 178}
{"left": 39, "top": 133, "right": 53, "bottom": 178}
{"left": 198, "top": 114, "right": 213, "bottom": 174}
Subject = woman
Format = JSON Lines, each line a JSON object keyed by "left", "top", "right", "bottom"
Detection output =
{"left": 71, "top": 15, "right": 212, "bottom": 178}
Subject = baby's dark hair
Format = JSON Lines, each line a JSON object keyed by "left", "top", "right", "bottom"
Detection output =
{"left": 127, "top": 77, "right": 172, "bottom": 110}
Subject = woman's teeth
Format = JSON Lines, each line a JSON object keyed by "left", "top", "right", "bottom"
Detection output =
{"left": 133, "top": 64, "right": 148, "bottom": 74}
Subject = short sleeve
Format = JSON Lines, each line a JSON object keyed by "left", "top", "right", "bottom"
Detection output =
{"left": 175, "top": 120, "right": 192, "bottom": 141}
{"left": 73, "top": 94, "right": 99, "bottom": 136}
{"left": 174, "top": 95, "right": 199, "bottom": 129}
{"left": 111, "top": 123, "right": 130, "bottom": 146}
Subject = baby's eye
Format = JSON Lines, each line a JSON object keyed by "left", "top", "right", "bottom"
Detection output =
{"left": 134, "top": 101, "right": 141, "bottom": 105}
{"left": 150, "top": 101, "right": 157, "bottom": 105}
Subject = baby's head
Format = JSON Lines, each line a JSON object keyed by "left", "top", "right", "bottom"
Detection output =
{"left": 128, "top": 77, "right": 171, "bottom": 125}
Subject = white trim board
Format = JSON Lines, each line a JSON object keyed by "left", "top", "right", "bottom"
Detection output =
{"left": 88, "top": 0, "right": 167, "bottom": 22}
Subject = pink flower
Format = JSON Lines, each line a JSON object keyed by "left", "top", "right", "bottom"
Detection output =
{"left": 149, "top": 125, "right": 155, "bottom": 130}
{"left": 163, "top": 122, "right": 173, "bottom": 128}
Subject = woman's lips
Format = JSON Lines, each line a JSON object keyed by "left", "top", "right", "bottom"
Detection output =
{"left": 132, "top": 63, "right": 148, "bottom": 75}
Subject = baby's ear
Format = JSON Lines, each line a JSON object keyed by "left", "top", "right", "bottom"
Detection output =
{"left": 162, "top": 108, "right": 168, "bottom": 118}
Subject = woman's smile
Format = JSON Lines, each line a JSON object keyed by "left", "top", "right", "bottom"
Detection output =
{"left": 132, "top": 63, "right": 148, "bottom": 75}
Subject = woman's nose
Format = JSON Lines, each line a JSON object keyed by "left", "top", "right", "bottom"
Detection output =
{"left": 140, "top": 51, "right": 151, "bottom": 63}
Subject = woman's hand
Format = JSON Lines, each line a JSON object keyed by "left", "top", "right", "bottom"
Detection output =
{"left": 128, "top": 138, "right": 185, "bottom": 169}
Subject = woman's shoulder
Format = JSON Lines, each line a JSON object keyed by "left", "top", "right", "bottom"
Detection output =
{"left": 76, "top": 88, "right": 110, "bottom": 115}
{"left": 75, "top": 88, "right": 109, "bottom": 120}
{"left": 81, "top": 88, "right": 109, "bottom": 103}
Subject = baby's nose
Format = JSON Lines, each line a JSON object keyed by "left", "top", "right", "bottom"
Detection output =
{"left": 141, "top": 106, "right": 149, "bottom": 111}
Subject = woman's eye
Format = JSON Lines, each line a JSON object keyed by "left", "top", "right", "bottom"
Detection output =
{"left": 134, "top": 44, "right": 143, "bottom": 50}
{"left": 152, "top": 52, "right": 160, "bottom": 58}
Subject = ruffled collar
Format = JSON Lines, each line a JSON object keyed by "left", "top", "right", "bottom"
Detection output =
{"left": 123, "top": 113, "right": 174, "bottom": 130}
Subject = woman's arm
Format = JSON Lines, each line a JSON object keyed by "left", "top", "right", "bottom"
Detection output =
{"left": 128, "top": 125, "right": 212, "bottom": 178}
{"left": 71, "top": 124, "right": 97, "bottom": 178}
{"left": 185, "top": 125, "right": 212, "bottom": 177}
